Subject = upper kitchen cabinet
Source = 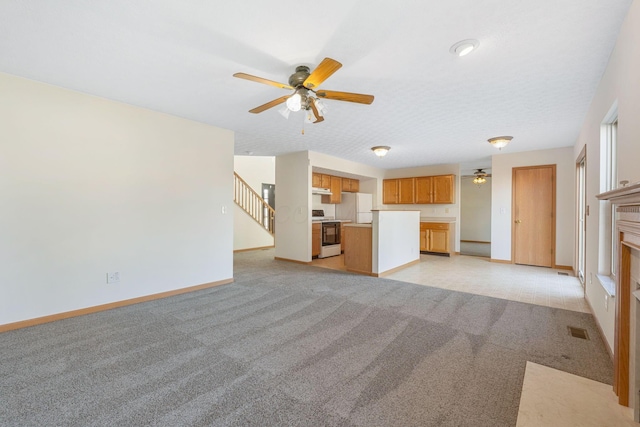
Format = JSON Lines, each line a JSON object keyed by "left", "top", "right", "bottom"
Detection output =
{"left": 312, "top": 172, "right": 332, "bottom": 188}
{"left": 383, "top": 178, "right": 415, "bottom": 204}
{"left": 431, "top": 174, "right": 454, "bottom": 204}
{"left": 341, "top": 178, "right": 360, "bottom": 193}
{"left": 385, "top": 174, "right": 454, "bottom": 205}
{"left": 321, "top": 176, "right": 342, "bottom": 204}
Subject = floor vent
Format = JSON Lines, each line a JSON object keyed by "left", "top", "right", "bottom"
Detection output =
{"left": 557, "top": 272, "right": 569, "bottom": 276}
{"left": 568, "top": 326, "right": 589, "bottom": 340}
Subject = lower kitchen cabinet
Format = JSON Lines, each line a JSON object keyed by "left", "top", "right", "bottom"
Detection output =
{"left": 420, "top": 222, "right": 454, "bottom": 255}
{"left": 312, "top": 223, "right": 321, "bottom": 257}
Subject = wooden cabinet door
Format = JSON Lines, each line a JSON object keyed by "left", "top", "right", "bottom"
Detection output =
{"left": 341, "top": 223, "right": 346, "bottom": 253}
{"left": 350, "top": 179, "right": 359, "bottom": 192}
{"left": 321, "top": 174, "right": 331, "bottom": 188}
{"left": 383, "top": 179, "right": 398, "bottom": 204}
{"left": 415, "top": 177, "right": 432, "bottom": 204}
{"left": 432, "top": 175, "right": 454, "bottom": 204}
{"left": 429, "top": 229, "right": 449, "bottom": 253}
{"left": 312, "top": 173, "right": 322, "bottom": 188}
{"left": 420, "top": 228, "right": 428, "bottom": 251}
{"left": 342, "top": 178, "right": 351, "bottom": 192}
{"left": 398, "top": 178, "right": 415, "bottom": 204}
{"left": 330, "top": 176, "right": 342, "bottom": 203}
{"left": 312, "top": 223, "right": 321, "bottom": 257}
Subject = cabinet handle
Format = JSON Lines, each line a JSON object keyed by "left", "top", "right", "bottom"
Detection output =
{"left": 515, "top": 219, "right": 522, "bottom": 224}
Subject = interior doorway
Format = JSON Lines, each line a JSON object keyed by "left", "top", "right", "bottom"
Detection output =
{"left": 512, "top": 165, "right": 556, "bottom": 267}
{"left": 460, "top": 175, "right": 492, "bottom": 258}
{"left": 576, "top": 147, "right": 587, "bottom": 284}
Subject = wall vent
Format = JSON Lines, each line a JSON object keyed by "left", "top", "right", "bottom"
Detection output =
{"left": 557, "top": 272, "right": 569, "bottom": 276}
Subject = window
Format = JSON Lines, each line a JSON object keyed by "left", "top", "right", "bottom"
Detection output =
{"left": 600, "top": 112, "right": 617, "bottom": 278}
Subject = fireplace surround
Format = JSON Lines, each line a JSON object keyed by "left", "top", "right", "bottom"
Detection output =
{"left": 597, "top": 182, "right": 640, "bottom": 421}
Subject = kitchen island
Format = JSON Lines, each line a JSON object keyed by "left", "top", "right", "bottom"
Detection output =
{"left": 343, "top": 210, "right": 420, "bottom": 276}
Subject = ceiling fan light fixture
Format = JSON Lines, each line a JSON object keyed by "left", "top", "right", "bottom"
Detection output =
{"left": 488, "top": 136, "right": 513, "bottom": 150}
{"left": 473, "top": 176, "right": 487, "bottom": 185}
{"left": 450, "top": 39, "right": 479, "bottom": 57}
{"left": 371, "top": 146, "right": 391, "bottom": 157}
{"left": 286, "top": 93, "right": 302, "bottom": 111}
{"left": 278, "top": 105, "right": 291, "bottom": 119}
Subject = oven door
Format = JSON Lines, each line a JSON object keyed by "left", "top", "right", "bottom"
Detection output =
{"left": 321, "top": 222, "right": 341, "bottom": 246}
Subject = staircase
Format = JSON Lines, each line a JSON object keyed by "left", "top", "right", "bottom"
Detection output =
{"left": 233, "top": 172, "right": 275, "bottom": 236}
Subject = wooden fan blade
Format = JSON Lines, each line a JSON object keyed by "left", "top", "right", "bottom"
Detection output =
{"left": 315, "top": 90, "right": 374, "bottom": 104}
{"left": 303, "top": 58, "right": 342, "bottom": 89}
{"left": 233, "top": 73, "right": 293, "bottom": 90}
{"left": 309, "top": 99, "right": 324, "bottom": 123}
{"left": 249, "top": 96, "right": 289, "bottom": 114}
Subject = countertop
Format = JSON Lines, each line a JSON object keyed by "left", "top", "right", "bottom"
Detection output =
{"left": 343, "top": 223, "right": 372, "bottom": 228}
{"left": 420, "top": 217, "right": 456, "bottom": 223}
{"left": 312, "top": 219, "right": 352, "bottom": 223}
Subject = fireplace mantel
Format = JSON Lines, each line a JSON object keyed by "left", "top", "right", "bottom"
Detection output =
{"left": 597, "top": 181, "right": 640, "bottom": 204}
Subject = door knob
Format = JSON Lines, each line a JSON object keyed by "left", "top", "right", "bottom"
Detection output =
{"left": 515, "top": 219, "right": 522, "bottom": 224}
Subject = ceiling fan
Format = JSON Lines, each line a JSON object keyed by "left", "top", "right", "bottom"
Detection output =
{"left": 233, "top": 58, "right": 374, "bottom": 123}
{"left": 466, "top": 169, "right": 490, "bottom": 185}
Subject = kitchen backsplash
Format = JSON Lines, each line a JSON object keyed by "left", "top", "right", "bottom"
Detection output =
{"left": 312, "top": 194, "right": 336, "bottom": 217}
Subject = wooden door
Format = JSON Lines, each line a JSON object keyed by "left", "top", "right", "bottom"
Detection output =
{"left": 383, "top": 179, "right": 398, "bottom": 204}
{"left": 415, "top": 177, "right": 432, "bottom": 204}
{"left": 350, "top": 179, "right": 359, "bottom": 192}
{"left": 432, "top": 175, "right": 454, "bottom": 204}
{"left": 512, "top": 165, "right": 555, "bottom": 267}
{"left": 312, "top": 173, "right": 322, "bottom": 188}
{"left": 321, "top": 174, "right": 331, "bottom": 188}
{"left": 398, "top": 178, "right": 415, "bottom": 204}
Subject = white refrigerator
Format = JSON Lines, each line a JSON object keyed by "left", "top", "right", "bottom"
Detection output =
{"left": 335, "top": 192, "right": 373, "bottom": 223}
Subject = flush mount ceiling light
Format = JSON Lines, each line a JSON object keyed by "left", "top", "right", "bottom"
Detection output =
{"left": 371, "top": 146, "right": 391, "bottom": 157}
{"left": 449, "top": 39, "right": 480, "bottom": 57}
{"left": 488, "top": 135, "right": 513, "bottom": 150}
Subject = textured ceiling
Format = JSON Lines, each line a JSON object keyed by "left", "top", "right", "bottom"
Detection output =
{"left": 0, "top": 0, "right": 633, "bottom": 170}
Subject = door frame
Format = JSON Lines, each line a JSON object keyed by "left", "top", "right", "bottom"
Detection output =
{"left": 575, "top": 146, "right": 587, "bottom": 284}
{"left": 511, "top": 164, "right": 557, "bottom": 267}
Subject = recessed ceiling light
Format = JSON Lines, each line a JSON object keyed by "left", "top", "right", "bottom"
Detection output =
{"left": 449, "top": 39, "right": 479, "bottom": 57}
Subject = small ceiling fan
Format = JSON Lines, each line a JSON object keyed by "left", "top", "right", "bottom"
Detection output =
{"left": 469, "top": 169, "right": 490, "bottom": 185}
{"left": 233, "top": 58, "right": 374, "bottom": 123}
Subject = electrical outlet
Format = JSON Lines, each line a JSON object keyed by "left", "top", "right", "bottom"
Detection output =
{"left": 604, "top": 294, "right": 609, "bottom": 311}
{"left": 445, "top": 208, "right": 450, "bottom": 214}
{"left": 106, "top": 272, "right": 120, "bottom": 284}
{"left": 221, "top": 205, "right": 227, "bottom": 214}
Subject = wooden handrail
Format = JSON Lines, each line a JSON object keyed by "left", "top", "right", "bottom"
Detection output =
{"left": 233, "top": 172, "right": 275, "bottom": 235}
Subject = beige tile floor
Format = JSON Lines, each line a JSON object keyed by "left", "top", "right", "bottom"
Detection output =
{"left": 310, "top": 253, "right": 633, "bottom": 425}
{"left": 517, "top": 362, "right": 635, "bottom": 426}
{"left": 313, "top": 253, "right": 590, "bottom": 313}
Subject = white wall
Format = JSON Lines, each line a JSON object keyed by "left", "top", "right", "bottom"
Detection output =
{"left": 460, "top": 177, "right": 492, "bottom": 242}
{"left": 274, "top": 151, "right": 311, "bottom": 262}
{"left": 491, "top": 147, "right": 574, "bottom": 266}
{"left": 373, "top": 210, "right": 421, "bottom": 274}
{"left": 573, "top": 0, "right": 640, "bottom": 351}
{"left": 233, "top": 155, "right": 275, "bottom": 251}
{"left": 0, "top": 72, "right": 234, "bottom": 326}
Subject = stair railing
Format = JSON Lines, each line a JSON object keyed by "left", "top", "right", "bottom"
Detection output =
{"left": 233, "top": 172, "right": 275, "bottom": 235}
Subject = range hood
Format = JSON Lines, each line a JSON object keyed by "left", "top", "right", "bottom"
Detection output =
{"left": 312, "top": 187, "right": 333, "bottom": 195}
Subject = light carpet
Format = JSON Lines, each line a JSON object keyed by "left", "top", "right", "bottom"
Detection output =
{"left": 0, "top": 249, "right": 612, "bottom": 426}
